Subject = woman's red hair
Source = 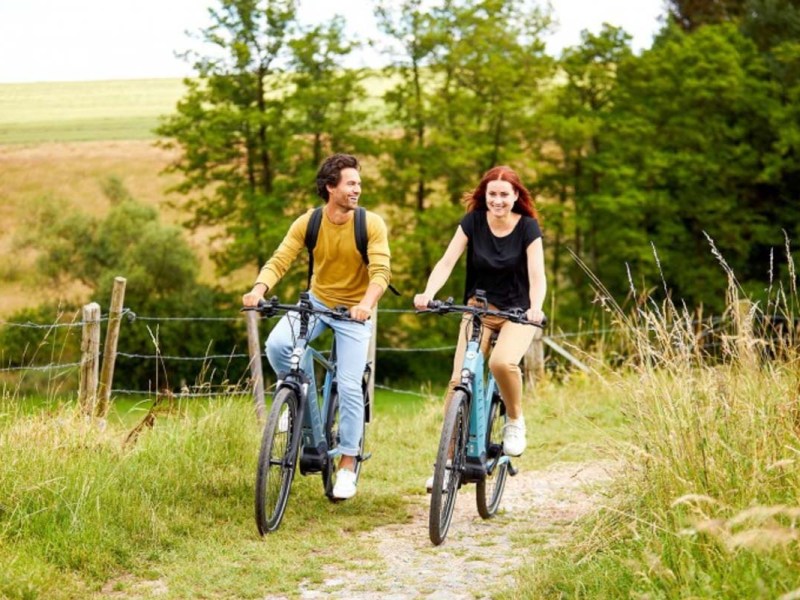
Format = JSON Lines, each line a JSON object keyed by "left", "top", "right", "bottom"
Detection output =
{"left": 464, "top": 166, "right": 538, "bottom": 219}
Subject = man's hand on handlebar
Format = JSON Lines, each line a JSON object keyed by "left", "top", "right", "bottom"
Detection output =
{"left": 242, "top": 283, "right": 268, "bottom": 307}
{"left": 350, "top": 303, "right": 373, "bottom": 322}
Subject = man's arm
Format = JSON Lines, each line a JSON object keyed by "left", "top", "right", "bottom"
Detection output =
{"left": 364, "top": 213, "right": 392, "bottom": 292}
{"left": 351, "top": 282, "right": 385, "bottom": 321}
{"left": 241, "top": 212, "right": 310, "bottom": 306}
{"left": 350, "top": 214, "right": 392, "bottom": 321}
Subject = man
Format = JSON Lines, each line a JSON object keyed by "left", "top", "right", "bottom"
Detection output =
{"left": 242, "top": 153, "right": 392, "bottom": 500}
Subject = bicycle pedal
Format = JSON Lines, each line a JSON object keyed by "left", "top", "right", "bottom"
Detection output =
{"left": 508, "top": 463, "right": 519, "bottom": 477}
{"left": 357, "top": 452, "right": 372, "bottom": 463}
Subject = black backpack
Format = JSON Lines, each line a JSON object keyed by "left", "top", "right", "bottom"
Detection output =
{"left": 304, "top": 206, "right": 399, "bottom": 295}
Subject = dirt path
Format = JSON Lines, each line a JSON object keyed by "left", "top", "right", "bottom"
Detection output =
{"left": 283, "top": 460, "right": 619, "bottom": 600}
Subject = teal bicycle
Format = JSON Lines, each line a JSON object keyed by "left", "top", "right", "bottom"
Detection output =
{"left": 419, "top": 292, "right": 544, "bottom": 545}
{"left": 244, "top": 292, "right": 371, "bottom": 534}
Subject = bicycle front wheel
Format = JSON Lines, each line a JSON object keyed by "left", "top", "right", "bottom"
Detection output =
{"left": 476, "top": 394, "right": 509, "bottom": 518}
{"left": 255, "top": 387, "right": 301, "bottom": 535}
{"left": 429, "top": 391, "right": 469, "bottom": 545}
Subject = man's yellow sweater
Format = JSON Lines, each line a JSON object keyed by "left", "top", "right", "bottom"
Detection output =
{"left": 255, "top": 208, "right": 392, "bottom": 308}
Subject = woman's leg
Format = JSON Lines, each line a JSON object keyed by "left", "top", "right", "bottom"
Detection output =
{"left": 443, "top": 313, "right": 493, "bottom": 410}
{"left": 487, "top": 321, "right": 537, "bottom": 419}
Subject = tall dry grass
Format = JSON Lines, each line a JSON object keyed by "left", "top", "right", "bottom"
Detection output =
{"left": 506, "top": 237, "right": 800, "bottom": 598}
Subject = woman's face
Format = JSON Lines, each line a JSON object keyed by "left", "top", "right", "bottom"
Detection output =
{"left": 485, "top": 179, "right": 518, "bottom": 218}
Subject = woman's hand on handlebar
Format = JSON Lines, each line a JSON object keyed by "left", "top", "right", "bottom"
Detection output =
{"left": 526, "top": 308, "right": 546, "bottom": 325}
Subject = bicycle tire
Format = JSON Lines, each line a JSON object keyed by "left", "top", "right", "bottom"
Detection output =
{"left": 254, "top": 387, "right": 301, "bottom": 535}
{"left": 476, "top": 394, "right": 509, "bottom": 518}
{"left": 429, "top": 391, "right": 469, "bottom": 545}
{"left": 322, "top": 391, "right": 338, "bottom": 498}
{"left": 323, "top": 390, "right": 367, "bottom": 500}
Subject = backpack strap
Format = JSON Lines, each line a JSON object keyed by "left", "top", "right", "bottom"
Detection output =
{"left": 304, "top": 206, "right": 324, "bottom": 291}
{"left": 355, "top": 207, "right": 400, "bottom": 296}
{"left": 353, "top": 207, "right": 369, "bottom": 265}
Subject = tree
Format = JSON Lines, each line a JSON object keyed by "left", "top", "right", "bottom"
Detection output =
{"left": 533, "top": 25, "right": 637, "bottom": 321}
{"left": 158, "top": 0, "right": 299, "bottom": 273}
{"left": 667, "top": 0, "right": 748, "bottom": 31}
{"left": 595, "top": 23, "right": 796, "bottom": 311}
{"left": 11, "top": 178, "right": 239, "bottom": 390}
{"left": 427, "top": 0, "right": 554, "bottom": 202}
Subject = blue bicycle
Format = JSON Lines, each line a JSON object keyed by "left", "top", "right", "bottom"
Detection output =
{"left": 419, "top": 293, "right": 544, "bottom": 545}
{"left": 244, "top": 293, "right": 371, "bottom": 534}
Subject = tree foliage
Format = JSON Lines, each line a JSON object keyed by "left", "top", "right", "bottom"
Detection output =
{"left": 8, "top": 178, "right": 240, "bottom": 390}
{"left": 145, "top": 0, "right": 800, "bottom": 382}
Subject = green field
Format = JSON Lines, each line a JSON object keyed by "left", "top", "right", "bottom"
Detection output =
{"left": 0, "top": 380, "right": 622, "bottom": 599}
{"left": 0, "top": 79, "right": 187, "bottom": 144}
{"left": 0, "top": 73, "right": 395, "bottom": 145}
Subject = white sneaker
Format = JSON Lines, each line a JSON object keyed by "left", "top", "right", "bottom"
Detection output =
{"left": 425, "top": 460, "right": 451, "bottom": 493}
{"left": 278, "top": 409, "right": 289, "bottom": 433}
{"left": 332, "top": 468, "right": 357, "bottom": 500}
{"left": 502, "top": 419, "right": 526, "bottom": 457}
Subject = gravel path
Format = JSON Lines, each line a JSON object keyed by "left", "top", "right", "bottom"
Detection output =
{"left": 280, "top": 460, "right": 619, "bottom": 600}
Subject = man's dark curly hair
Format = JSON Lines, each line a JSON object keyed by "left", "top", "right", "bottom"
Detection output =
{"left": 315, "top": 153, "right": 360, "bottom": 201}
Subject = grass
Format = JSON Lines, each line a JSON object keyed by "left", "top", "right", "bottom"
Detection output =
{"left": 0, "top": 72, "right": 396, "bottom": 145}
{"left": 500, "top": 258, "right": 800, "bottom": 598}
{"left": 0, "top": 378, "right": 621, "bottom": 599}
{"left": 0, "top": 79, "right": 186, "bottom": 144}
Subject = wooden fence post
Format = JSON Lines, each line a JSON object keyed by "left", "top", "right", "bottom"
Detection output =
{"left": 367, "top": 309, "right": 377, "bottom": 407}
{"left": 97, "top": 276, "right": 126, "bottom": 418}
{"left": 79, "top": 302, "right": 101, "bottom": 416}
{"left": 523, "top": 326, "right": 545, "bottom": 386}
{"left": 245, "top": 310, "right": 266, "bottom": 420}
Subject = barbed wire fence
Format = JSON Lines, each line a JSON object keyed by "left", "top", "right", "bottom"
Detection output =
{"left": 3, "top": 276, "right": 747, "bottom": 416}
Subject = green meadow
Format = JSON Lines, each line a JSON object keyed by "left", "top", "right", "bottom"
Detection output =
{"left": 0, "top": 79, "right": 186, "bottom": 143}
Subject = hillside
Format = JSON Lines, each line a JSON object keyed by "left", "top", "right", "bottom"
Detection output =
{"left": 0, "top": 78, "right": 185, "bottom": 144}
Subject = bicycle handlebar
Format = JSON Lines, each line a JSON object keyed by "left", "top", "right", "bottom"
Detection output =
{"left": 419, "top": 298, "right": 547, "bottom": 328}
{"left": 241, "top": 295, "right": 363, "bottom": 324}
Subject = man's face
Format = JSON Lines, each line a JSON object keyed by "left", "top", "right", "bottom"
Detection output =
{"left": 327, "top": 167, "right": 361, "bottom": 211}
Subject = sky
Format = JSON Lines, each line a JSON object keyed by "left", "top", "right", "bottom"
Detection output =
{"left": 0, "top": 0, "right": 666, "bottom": 84}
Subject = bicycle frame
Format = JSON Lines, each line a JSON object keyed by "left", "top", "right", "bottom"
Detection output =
{"left": 426, "top": 294, "right": 542, "bottom": 481}
{"left": 454, "top": 314, "right": 506, "bottom": 482}
{"left": 276, "top": 312, "right": 341, "bottom": 473}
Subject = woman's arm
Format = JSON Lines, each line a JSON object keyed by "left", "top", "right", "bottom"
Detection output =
{"left": 413, "top": 226, "right": 468, "bottom": 309}
{"left": 526, "top": 237, "right": 547, "bottom": 323}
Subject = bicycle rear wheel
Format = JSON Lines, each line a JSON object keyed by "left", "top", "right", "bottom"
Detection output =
{"left": 255, "top": 387, "right": 301, "bottom": 535}
{"left": 429, "top": 391, "right": 469, "bottom": 545}
{"left": 476, "top": 394, "right": 509, "bottom": 518}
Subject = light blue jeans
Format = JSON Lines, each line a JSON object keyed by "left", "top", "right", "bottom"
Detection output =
{"left": 265, "top": 293, "right": 372, "bottom": 456}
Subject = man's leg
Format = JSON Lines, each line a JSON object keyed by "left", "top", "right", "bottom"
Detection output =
{"left": 329, "top": 317, "right": 372, "bottom": 472}
{"left": 265, "top": 311, "right": 327, "bottom": 402}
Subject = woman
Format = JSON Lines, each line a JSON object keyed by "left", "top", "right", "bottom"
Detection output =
{"left": 413, "top": 165, "right": 546, "bottom": 465}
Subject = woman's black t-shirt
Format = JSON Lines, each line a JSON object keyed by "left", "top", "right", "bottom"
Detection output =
{"left": 460, "top": 210, "right": 542, "bottom": 310}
